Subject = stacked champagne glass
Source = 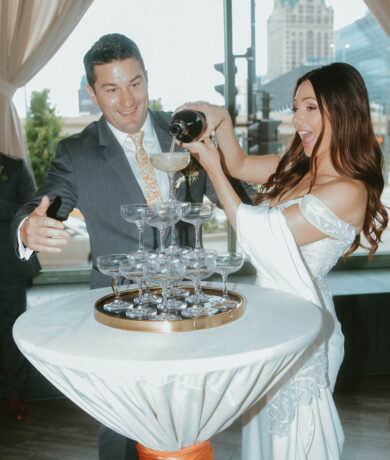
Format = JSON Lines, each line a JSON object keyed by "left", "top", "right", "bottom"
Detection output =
{"left": 97, "top": 111, "right": 244, "bottom": 321}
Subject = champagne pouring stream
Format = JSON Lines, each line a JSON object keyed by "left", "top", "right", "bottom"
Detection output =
{"left": 169, "top": 135, "right": 177, "bottom": 248}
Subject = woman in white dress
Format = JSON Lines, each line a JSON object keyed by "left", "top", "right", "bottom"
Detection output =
{"left": 178, "top": 63, "right": 388, "bottom": 459}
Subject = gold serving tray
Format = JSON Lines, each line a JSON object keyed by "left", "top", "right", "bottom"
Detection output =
{"left": 94, "top": 286, "right": 245, "bottom": 333}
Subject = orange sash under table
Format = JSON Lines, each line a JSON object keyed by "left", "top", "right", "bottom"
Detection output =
{"left": 136, "top": 440, "right": 214, "bottom": 460}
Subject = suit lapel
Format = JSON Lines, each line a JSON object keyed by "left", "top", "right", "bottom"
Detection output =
{"left": 97, "top": 117, "right": 146, "bottom": 203}
{"left": 96, "top": 113, "right": 188, "bottom": 204}
{"left": 150, "top": 110, "right": 173, "bottom": 153}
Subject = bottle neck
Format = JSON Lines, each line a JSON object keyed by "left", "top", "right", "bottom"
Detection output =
{"left": 169, "top": 123, "right": 183, "bottom": 137}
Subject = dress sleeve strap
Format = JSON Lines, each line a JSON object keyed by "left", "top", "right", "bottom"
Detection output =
{"left": 236, "top": 202, "right": 322, "bottom": 307}
{"left": 298, "top": 194, "right": 356, "bottom": 240}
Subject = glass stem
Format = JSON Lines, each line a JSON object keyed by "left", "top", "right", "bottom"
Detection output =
{"left": 113, "top": 276, "right": 121, "bottom": 302}
{"left": 159, "top": 226, "right": 165, "bottom": 253}
{"left": 170, "top": 224, "right": 176, "bottom": 246}
{"left": 143, "top": 279, "right": 151, "bottom": 296}
{"left": 194, "top": 224, "right": 200, "bottom": 249}
{"left": 194, "top": 278, "right": 201, "bottom": 303}
{"left": 222, "top": 272, "right": 228, "bottom": 299}
{"left": 137, "top": 224, "right": 144, "bottom": 251}
{"left": 137, "top": 277, "right": 143, "bottom": 307}
{"left": 161, "top": 284, "right": 168, "bottom": 313}
{"left": 168, "top": 172, "right": 175, "bottom": 202}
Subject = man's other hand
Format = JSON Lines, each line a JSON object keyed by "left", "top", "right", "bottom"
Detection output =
{"left": 20, "top": 196, "right": 70, "bottom": 253}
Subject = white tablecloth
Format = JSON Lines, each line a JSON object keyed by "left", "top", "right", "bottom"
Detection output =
{"left": 14, "top": 282, "right": 321, "bottom": 451}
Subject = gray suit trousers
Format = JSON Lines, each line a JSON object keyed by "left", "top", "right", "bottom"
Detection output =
{"left": 99, "top": 425, "right": 138, "bottom": 460}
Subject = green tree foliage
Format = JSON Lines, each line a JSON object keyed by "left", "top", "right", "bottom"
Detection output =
{"left": 25, "top": 89, "right": 64, "bottom": 187}
{"left": 149, "top": 98, "right": 163, "bottom": 111}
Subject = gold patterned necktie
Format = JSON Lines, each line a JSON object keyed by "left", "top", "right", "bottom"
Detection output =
{"left": 129, "top": 130, "right": 162, "bottom": 204}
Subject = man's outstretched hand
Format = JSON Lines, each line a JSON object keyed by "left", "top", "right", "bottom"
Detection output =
{"left": 20, "top": 196, "right": 70, "bottom": 253}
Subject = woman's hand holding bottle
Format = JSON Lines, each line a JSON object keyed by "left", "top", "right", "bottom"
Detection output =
{"left": 174, "top": 101, "right": 231, "bottom": 140}
{"left": 181, "top": 136, "right": 223, "bottom": 179}
{"left": 171, "top": 102, "right": 246, "bottom": 233}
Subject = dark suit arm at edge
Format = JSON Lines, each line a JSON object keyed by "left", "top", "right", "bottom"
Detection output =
{"left": 0, "top": 160, "right": 36, "bottom": 221}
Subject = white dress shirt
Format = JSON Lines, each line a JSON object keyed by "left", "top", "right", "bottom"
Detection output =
{"left": 18, "top": 112, "right": 169, "bottom": 258}
{"left": 106, "top": 112, "right": 169, "bottom": 201}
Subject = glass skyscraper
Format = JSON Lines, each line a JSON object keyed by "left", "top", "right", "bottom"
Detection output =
{"left": 334, "top": 11, "right": 390, "bottom": 109}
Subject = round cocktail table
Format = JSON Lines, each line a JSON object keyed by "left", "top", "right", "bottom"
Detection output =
{"left": 14, "top": 282, "right": 321, "bottom": 457}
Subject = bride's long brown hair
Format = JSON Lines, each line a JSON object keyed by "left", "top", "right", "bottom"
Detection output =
{"left": 256, "top": 62, "right": 388, "bottom": 258}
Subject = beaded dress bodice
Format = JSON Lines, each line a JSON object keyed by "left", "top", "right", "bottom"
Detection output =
{"left": 275, "top": 194, "right": 356, "bottom": 289}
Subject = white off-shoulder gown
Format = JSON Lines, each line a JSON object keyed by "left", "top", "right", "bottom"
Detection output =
{"left": 236, "top": 194, "right": 357, "bottom": 460}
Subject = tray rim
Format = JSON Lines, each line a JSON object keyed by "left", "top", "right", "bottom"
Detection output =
{"left": 94, "top": 286, "right": 245, "bottom": 333}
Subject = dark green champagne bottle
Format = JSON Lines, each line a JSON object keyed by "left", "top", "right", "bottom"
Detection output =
{"left": 169, "top": 110, "right": 206, "bottom": 143}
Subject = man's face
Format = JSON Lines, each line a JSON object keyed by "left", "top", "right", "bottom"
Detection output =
{"left": 87, "top": 57, "right": 149, "bottom": 134}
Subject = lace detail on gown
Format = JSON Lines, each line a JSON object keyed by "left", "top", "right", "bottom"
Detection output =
{"left": 267, "top": 343, "right": 328, "bottom": 436}
{"left": 266, "top": 194, "right": 356, "bottom": 437}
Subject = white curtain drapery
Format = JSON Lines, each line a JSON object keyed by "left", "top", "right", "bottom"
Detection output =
{"left": 0, "top": 0, "right": 93, "bottom": 159}
{"left": 364, "top": 0, "right": 390, "bottom": 37}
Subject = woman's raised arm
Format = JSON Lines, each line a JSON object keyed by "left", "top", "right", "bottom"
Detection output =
{"left": 177, "top": 101, "right": 280, "bottom": 185}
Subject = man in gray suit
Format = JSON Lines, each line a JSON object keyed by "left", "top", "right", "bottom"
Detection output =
{"left": 15, "top": 34, "right": 220, "bottom": 288}
{"left": 13, "top": 34, "right": 253, "bottom": 459}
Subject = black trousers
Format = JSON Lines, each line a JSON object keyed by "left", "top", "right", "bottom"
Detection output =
{"left": 0, "top": 279, "right": 28, "bottom": 399}
{"left": 99, "top": 425, "right": 139, "bottom": 460}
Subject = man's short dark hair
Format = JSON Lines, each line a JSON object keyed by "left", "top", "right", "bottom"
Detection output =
{"left": 83, "top": 34, "right": 145, "bottom": 89}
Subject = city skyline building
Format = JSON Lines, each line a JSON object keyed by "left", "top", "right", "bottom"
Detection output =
{"left": 267, "top": 0, "right": 334, "bottom": 81}
{"left": 334, "top": 11, "right": 390, "bottom": 111}
{"left": 78, "top": 75, "right": 101, "bottom": 116}
{"left": 259, "top": 64, "right": 318, "bottom": 113}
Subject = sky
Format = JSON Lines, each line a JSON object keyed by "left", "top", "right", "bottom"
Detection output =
{"left": 12, "top": 0, "right": 369, "bottom": 118}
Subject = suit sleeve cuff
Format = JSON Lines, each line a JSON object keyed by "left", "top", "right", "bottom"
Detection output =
{"left": 17, "top": 218, "right": 34, "bottom": 260}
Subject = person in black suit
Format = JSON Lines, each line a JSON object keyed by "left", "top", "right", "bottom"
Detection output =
{"left": 0, "top": 152, "right": 40, "bottom": 420}
{"left": 12, "top": 34, "right": 254, "bottom": 459}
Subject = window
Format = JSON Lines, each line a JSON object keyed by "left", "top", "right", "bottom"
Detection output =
{"left": 12, "top": 0, "right": 389, "bottom": 268}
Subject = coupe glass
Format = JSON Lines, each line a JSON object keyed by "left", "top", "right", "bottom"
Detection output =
{"left": 120, "top": 204, "right": 149, "bottom": 253}
{"left": 120, "top": 203, "right": 160, "bottom": 304}
{"left": 143, "top": 253, "right": 185, "bottom": 321}
{"left": 96, "top": 254, "right": 131, "bottom": 313}
{"left": 181, "top": 202, "right": 216, "bottom": 251}
{"left": 143, "top": 202, "right": 184, "bottom": 254}
{"left": 215, "top": 252, "right": 244, "bottom": 310}
{"left": 150, "top": 151, "right": 190, "bottom": 202}
{"left": 119, "top": 253, "right": 157, "bottom": 319}
{"left": 181, "top": 250, "right": 217, "bottom": 318}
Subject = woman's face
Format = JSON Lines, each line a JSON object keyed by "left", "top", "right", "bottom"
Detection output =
{"left": 292, "top": 80, "right": 332, "bottom": 158}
